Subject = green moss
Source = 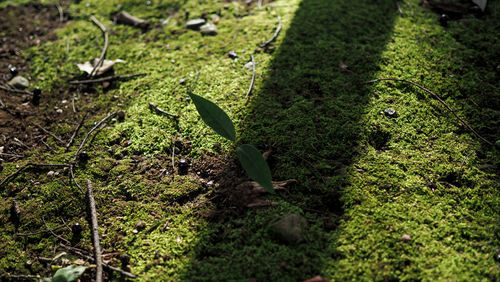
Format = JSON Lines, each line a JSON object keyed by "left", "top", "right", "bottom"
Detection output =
{"left": 1, "top": 0, "right": 499, "bottom": 280}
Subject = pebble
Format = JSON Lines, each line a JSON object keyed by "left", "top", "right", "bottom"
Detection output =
{"left": 228, "top": 50, "right": 238, "bottom": 59}
{"left": 384, "top": 108, "right": 397, "bottom": 117}
{"left": 8, "top": 76, "right": 29, "bottom": 89}
{"left": 186, "top": 18, "right": 206, "bottom": 29}
{"left": 200, "top": 23, "right": 217, "bottom": 35}
{"left": 495, "top": 251, "right": 500, "bottom": 262}
{"left": 399, "top": 234, "right": 412, "bottom": 242}
{"left": 56, "top": 108, "right": 63, "bottom": 114}
{"left": 135, "top": 220, "right": 147, "bottom": 230}
{"left": 47, "top": 171, "right": 55, "bottom": 177}
{"left": 271, "top": 214, "right": 307, "bottom": 244}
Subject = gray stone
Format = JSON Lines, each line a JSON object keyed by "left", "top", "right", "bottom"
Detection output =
{"left": 271, "top": 214, "right": 307, "bottom": 244}
{"left": 384, "top": 108, "right": 397, "bottom": 117}
{"left": 186, "top": 18, "right": 206, "bottom": 29}
{"left": 200, "top": 23, "right": 217, "bottom": 36}
{"left": 8, "top": 76, "right": 29, "bottom": 89}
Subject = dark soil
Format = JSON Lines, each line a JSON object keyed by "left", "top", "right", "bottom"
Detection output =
{"left": 0, "top": 3, "right": 66, "bottom": 160}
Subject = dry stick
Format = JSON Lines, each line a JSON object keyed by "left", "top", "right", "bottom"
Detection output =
{"left": 42, "top": 217, "right": 71, "bottom": 245}
{"left": 69, "top": 73, "right": 146, "bottom": 84}
{"left": 36, "top": 124, "right": 64, "bottom": 145}
{"left": 149, "top": 102, "right": 179, "bottom": 118}
{"left": 258, "top": 0, "right": 263, "bottom": 9}
{"left": 188, "top": 68, "right": 200, "bottom": 93}
{"left": 245, "top": 55, "right": 256, "bottom": 99}
{"left": 0, "top": 152, "right": 23, "bottom": 159}
{"left": 396, "top": 1, "right": 403, "bottom": 15}
{"left": 0, "top": 163, "right": 69, "bottom": 188}
{"left": 365, "top": 78, "right": 493, "bottom": 146}
{"left": 89, "top": 15, "right": 109, "bottom": 77}
{"left": 0, "top": 85, "right": 33, "bottom": 96}
{"left": 16, "top": 224, "right": 65, "bottom": 237}
{"left": 259, "top": 15, "right": 281, "bottom": 48}
{"left": 86, "top": 180, "right": 103, "bottom": 282}
{"left": 69, "top": 165, "right": 84, "bottom": 194}
{"left": 56, "top": 3, "right": 64, "bottom": 23}
{"left": 41, "top": 138, "right": 57, "bottom": 154}
{"left": 72, "top": 112, "right": 117, "bottom": 162}
{"left": 59, "top": 244, "right": 137, "bottom": 278}
{"left": 66, "top": 114, "right": 87, "bottom": 150}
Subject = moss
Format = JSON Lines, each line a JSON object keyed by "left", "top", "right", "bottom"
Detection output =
{"left": 1, "top": 0, "right": 499, "bottom": 280}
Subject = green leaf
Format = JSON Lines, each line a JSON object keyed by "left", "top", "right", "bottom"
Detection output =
{"left": 50, "top": 265, "right": 86, "bottom": 282}
{"left": 237, "top": 144, "right": 274, "bottom": 193}
{"left": 188, "top": 92, "right": 236, "bottom": 141}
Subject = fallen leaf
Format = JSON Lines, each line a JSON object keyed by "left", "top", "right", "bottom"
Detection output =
{"left": 76, "top": 58, "right": 125, "bottom": 76}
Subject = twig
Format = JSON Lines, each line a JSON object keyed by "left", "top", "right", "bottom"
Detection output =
{"left": 258, "top": 0, "right": 263, "bottom": 9}
{"left": 16, "top": 224, "right": 65, "bottom": 237}
{"left": 69, "top": 73, "right": 146, "bottom": 84}
{"left": 66, "top": 114, "right": 87, "bottom": 150}
{"left": 0, "top": 152, "right": 23, "bottom": 159}
{"left": 188, "top": 68, "right": 199, "bottom": 93}
{"left": 0, "top": 274, "right": 41, "bottom": 279}
{"left": 89, "top": 15, "right": 109, "bottom": 77}
{"left": 86, "top": 180, "right": 103, "bottom": 282}
{"left": 365, "top": 78, "right": 493, "bottom": 146}
{"left": 36, "top": 124, "right": 64, "bottom": 144}
{"left": 41, "top": 137, "right": 57, "bottom": 153}
{"left": 59, "top": 244, "right": 137, "bottom": 278}
{"left": 396, "top": 1, "right": 403, "bottom": 15}
{"left": 459, "top": 150, "right": 474, "bottom": 171}
{"left": 259, "top": 15, "right": 281, "bottom": 48}
{"left": 13, "top": 137, "right": 30, "bottom": 149}
{"left": 42, "top": 217, "right": 71, "bottom": 245}
{"left": 72, "top": 111, "right": 117, "bottom": 162}
{"left": 0, "top": 163, "right": 69, "bottom": 188}
{"left": 245, "top": 55, "right": 256, "bottom": 99}
{"left": 56, "top": 3, "right": 64, "bottom": 23}
{"left": 149, "top": 102, "right": 179, "bottom": 118}
{"left": 0, "top": 85, "right": 33, "bottom": 96}
{"left": 171, "top": 142, "right": 175, "bottom": 170}
{"left": 72, "top": 96, "right": 76, "bottom": 113}
{"left": 69, "top": 165, "right": 84, "bottom": 194}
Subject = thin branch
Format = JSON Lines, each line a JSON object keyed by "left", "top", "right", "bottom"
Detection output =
{"left": 72, "top": 111, "right": 117, "bottom": 162}
{"left": 365, "top": 78, "right": 493, "bottom": 146}
{"left": 56, "top": 3, "right": 64, "bottom": 23}
{"left": 70, "top": 165, "right": 85, "bottom": 194}
{"left": 41, "top": 137, "right": 57, "bottom": 153}
{"left": 86, "top": 180, "right": 103, "bottom": 282}
{"left": 188, "top": 68, "right": 199, "bottom": 93}
{"left": 0, "top": 163, "right": 69, "bottom": 189}
{"left": 0, "top": 152, "right": 23, "bottom": 159}
{"left": 0, "top": 84, "right": 33, "bottom": 96}
{"left": 36, "top": 124, "right": 64, "bottom": 145}
{"left": 59, "top": 244, "right": 137, "bottom": 278}
{"left": 42, "top": 217, "right": 71, "bottom": 245}
{"left": 69, "top": 73, "right": 146, "bottom": 84}
{"left": 245, "top": 55, "right": 256, "bottom": 99}
{"left": 396, "top": 1, "right": 403, "bottom": 15}
{"left": 149, "top": 102, "right": 179, "bottom": 118}
{"left": 89, "top": 15, "right": 109, "bottom": 77}
{"left": 16, "top": 224, "right": 65, "bottom": 237}
{"left": 66, "top": 114, "right": 87, "bottom": 151}
{"left": 259, "top": 15, "right": 281, "bottom": 48}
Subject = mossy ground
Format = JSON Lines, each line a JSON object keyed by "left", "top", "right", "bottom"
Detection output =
{"left": 0, "top": 0, "right": 499, "bottom": 280}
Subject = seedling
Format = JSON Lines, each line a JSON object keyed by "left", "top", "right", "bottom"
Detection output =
{"left": 188, "top": 92, "right": 274, "bottom": 193}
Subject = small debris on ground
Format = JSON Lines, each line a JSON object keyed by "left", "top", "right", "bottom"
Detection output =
{"left": 7, "top": 75, "right": 29, "bottom": 89}
{"left": 200, "top": 23, "right": 217, "bottom": 35}
{"left": 186, "top": 18, "right": 206, "bottom": 30}
{"left": 271, "top": 214, "right": 307, "bottom": 244}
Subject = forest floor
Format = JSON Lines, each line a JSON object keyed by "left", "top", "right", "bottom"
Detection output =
{"left": 0, "top": 0, "right": 499, "bottom": 281}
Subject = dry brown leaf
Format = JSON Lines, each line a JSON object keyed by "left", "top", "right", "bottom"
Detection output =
{"left": 76, "top": 58, "right": 125, "bottom": 76}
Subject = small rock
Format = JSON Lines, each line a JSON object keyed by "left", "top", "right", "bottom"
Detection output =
{"left": 399, "top": 234, "right": 412, "bottom": 242}
{"left": 117, "top": 110, "right": 125, "bottom": 122}
{"left": 244, "top": 61, "right": 255, "bottom": 69}
{"left": 56, "top": 108, "right": 63, "bottom": 114}
{"left": 271, "top": 214, "right": 307, "bottom": 244}
{"left": 228, "top": 50, "right": 238, "bottom": 59}
{"left": 8, "top": 76, "right": 29, "bottom": 89}
{"left": 135, "top": 221, "right": 147, "bottom": 231}
{"left": 186, "top": 18, "right": 206, "bottom": 30}
{"left": 47, "top": 171, "right": 55, "bottom": 177}
{"left": 494, "top": 251, "right": 500, "bottom": 262}
{"left": 384, "top": 108, "right": 397, "bottom": 117}
{"left": 132, "top": 229, "right": 139, "bottom": 234}
{"left": 200, "top": 23, "right": 217, "bottom": 36}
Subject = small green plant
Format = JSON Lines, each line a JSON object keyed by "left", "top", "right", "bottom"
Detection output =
{"left": 188, "top": 92, "right": 274, "bottom": 193}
